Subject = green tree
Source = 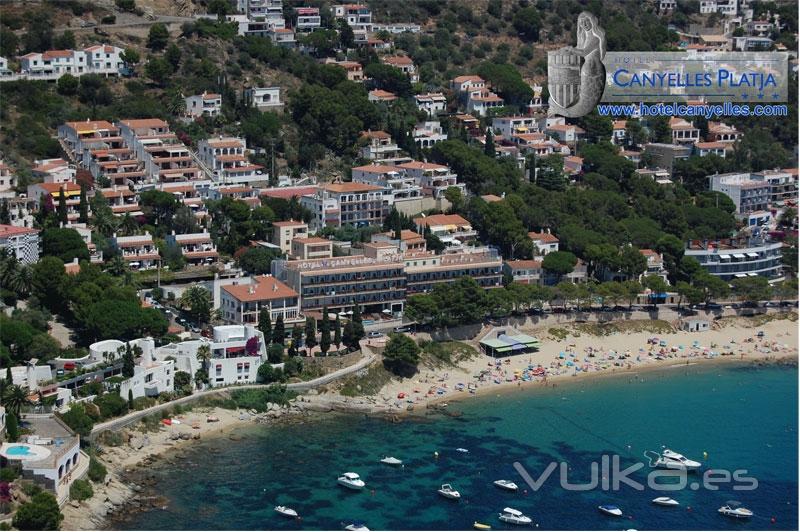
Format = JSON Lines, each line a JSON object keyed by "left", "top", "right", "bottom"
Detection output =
{"left": 12, "top": 491, "right": 62, "bottom": 530}
{"left": 58, "top": 403, "right": 94, "bottom": 437}
{"left": 122, "top": 343, "right": 135, "bottom": 378}
{"left": 333, "top": 315, "right": 342, "bottom": 347}
{"left": 70, "top": 479, "right": 93, "bottom": 502}
{"left": 694, "top": 273, "right": 730, "bottom": 304}
{"left": 484, "top": 127, "right": 496, "bottom": 157}
{"left": 120, "top": 47, "right": 140, "bottom": 69}
{"left": 180, "top": 286, "right": 212, "bottom": 324}
{"left": 0, "top": 27, "right": 19, "bottom": 57}
{"left": 236, "top": 247, "right": 281, "bottom": 275}
{"left": 731, "top": 276, "right": 772, "bottom": 304}
{"left": 145, "top": 56, "right": 171, "bottom": 86}
{"left": 88, "top": 455, "right": 107, "bottom": 483}
{"left": 320, "top": 306, "right": 331, "bottom": 354}
{"left": 78, "top": 183, "right": 89, "bottom": 223}
{"left": 127, "top": 388, "right": 134, "bottom": 408}
{"left": 147, "top": 23, "right": 169, "bottom": 50}
{"left": 41, "top": 227, "right": 90, "bottom": 263}
{"left": 542, "top": 251, "right": 577, "bottom": 281}
{"left": 351, "top": 305, "right": 364, "bottom": 344}
{"left": 383, "top": 333, "right": 421, "bottom": 374}
{"left": 272, "top": 316, "right": 285, "bottom": 345}
{"left": 267, "top": 343, "right": 284, "bottom": 364}
{"left": 512, "top": 6, "right": 542, "bottom": 41}
{"left": 304, "top": 316, "right": 317, "bottom": 349}
{"left": 208, "top": 0, "right": 230, "bottom": 18}
{"left": 258, "top": 308, "right": 272, "bottom": 340}
{"left": 5, "top": 411, "right": 19, "bottom": 441}
{"left": 57, "top": 73, "right": 79, "bottom": 96}
{"left": 56, "top": 186, "right": 68, "bottom": 224}
{"left": 2, "top": 384, "right": 30, "bottom": 416}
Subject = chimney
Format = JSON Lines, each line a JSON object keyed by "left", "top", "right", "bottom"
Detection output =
{"left": 248, "top": 285, "right": 255, "bottom": 295}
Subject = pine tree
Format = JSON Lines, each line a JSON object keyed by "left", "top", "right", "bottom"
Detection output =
{"left": 122, "top": 343, "right": 135, "bottom": 377}
{"left": 320, "top": 306, "right": 331, "bottom": 354}
{"left": 484, "top": 127, "right": 496, "bottom": 157}
{"left": 272, "top": 316, "right": 285, "bottom": 345}
{"left": 334, "top": 315, "right": 342, "bottom": 347}
{"left": 128, "top": 389, "right": 134, "bottom": 409}
{"left": 394, "top": 215, "right": 402, "bottom": 240}
{"left": 258, "top": 308, "right": 272, "bottom": 341}
{"left": 78, "top": 183, "right": 89, "bottom": 223}
{"left": 291, "top": 325, "right": 303, "bottom": 352}
{"left": 57, "top": 186, "right": 68, "bottom": 225}
{"left": 305, "top": 316, "right": 317, "bottom": 349}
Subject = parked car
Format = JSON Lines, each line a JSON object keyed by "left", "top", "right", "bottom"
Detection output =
{"left": 393, "top": 326, "right": 410, "bottom": 333}
{"left": 367, "top": 331, "right": 384, "bottom": 338}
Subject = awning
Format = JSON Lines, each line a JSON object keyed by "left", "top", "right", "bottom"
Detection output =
{"left": 719, "top": 254, "right": 731, "bottom": 260}
{"left": 498, "top": 334, "right": 526, "bottom": 351}
{"left": 734, "top": 273, "right": 747, "bottom": 278}
{"left": 746, "top": 252, "right": 759, "bottom": 258}
{"left": 747, "top": 272, "right": 758, "bottom": 277}
{"left": 733, "top": 253, "right": 746, "bottom": 259}
{"left": 481, "top": 339, "right": 508, "bottom": 349}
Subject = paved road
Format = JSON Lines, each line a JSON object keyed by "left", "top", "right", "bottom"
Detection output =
{"left": 89, "top": 352, "right": 376, "bottom": 437}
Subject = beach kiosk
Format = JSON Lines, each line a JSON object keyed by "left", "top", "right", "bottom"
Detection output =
{"left": 681, "top": 318, "right": 710, "bottom": 332}
{"left": 479, "top": 327, "right": 540, "bottom": 357}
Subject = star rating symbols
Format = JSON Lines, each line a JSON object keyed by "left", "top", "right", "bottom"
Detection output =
{"left": 741, "top": 92, "right": 749, "bottom": 100}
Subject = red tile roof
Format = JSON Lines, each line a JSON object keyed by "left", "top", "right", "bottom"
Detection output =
{"left": 222, "top": 276, "right": 298, "bottom": 302}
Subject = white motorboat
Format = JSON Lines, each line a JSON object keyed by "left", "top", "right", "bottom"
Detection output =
{"left": 380, "top": 456, "right": 403, "bottom": 466}
{"left": 338, "top": 472, "right": 365, "bottom": 490}
{"left": 598, "top": 504, "right": 623, "bottom": 517}
{"left": 274, "top": 506, "right": 298, "bottom": 518}
{"left": 456, "top": 448, "right": 469, "bottom": 453}
{"left": 437, "top": 483, "right": 461, "bottom": 500}
{"left": 652, "top": 497, "right": 679, "bottom": 507}
{"left": 654, "top": 449, "right": 702, "bottom": 470}
{"left": 344, "top": 522, "right": 370, "bottom": 531}
{"left": 493, "top": 479, "right": 519, "bottom": 491}
{"left": 718, "top": 501, "right": 753, "bottom": 519}
{"left": 498, "top": 507, "right": 532, "bottom": 525}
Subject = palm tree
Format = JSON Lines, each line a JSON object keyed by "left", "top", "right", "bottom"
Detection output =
{"left": 4, "top": 265, "right": 31, "bottom": 298}
{"left": 195, "top": 344, "right": 211, "bottom": 387}
{"left": 180, "top": 286, "right": 212, "bottom": 324}
{"left": 106, "top": 255, "right": 128, "bottom": 276}
{"left": 1, "top": 384, "right": 30, "bottom": 416}
{"left": 92, "top": 206, "right": 118, "bottom": 237}
{"left": 119, "top": 213, "right": 139, "bottom": 236}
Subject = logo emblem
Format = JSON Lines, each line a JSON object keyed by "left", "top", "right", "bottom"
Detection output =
{"left": 548, "top": 12, "right": 606, "bottom": 117}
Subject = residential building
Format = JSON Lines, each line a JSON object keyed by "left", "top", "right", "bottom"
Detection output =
{"left": 220, "top": 276, "right": 301, "bottom": 326}
{"left": 301, "top": 182, "right": 384, "bottom": 231}
{"left": 351, "top": 164, "right": 422, "bottom": 205}
{"left": 397, "top": 161, "right": 465, "bottom": 199}
{"left": 733, "top": 35, "right": 773, "bottom": 50}
{"left": 198, "top": 137, "right": 265, "bottom": 185}
{"left": 612, "top": 120, "right": 627, "bottom": 145}
{"left": 368, "top": 89, "right": 397, "bottom": 103}
{"left": 119, "top": 119, "right": 204, "bottom": 184}
{"left": 67, "top": 222, "right": 104, "bottom": 263}
{"left": 637, "top": 167, "right": 674, "bottom": 185}
{"left": 117, "top": 338, "right": 175, "bottom": 400}
{"left": 380, "top": 55, "right": 418, "bottom": 82}
{"left": 528, "top": 231, "right": 559, "bottom": 256}
{"left": 371, "top": 229, "right": 427, "bottom": 253}
{"left": 359, "top": 130, "right": 404, "bottom": 164}
{"left": 206, "top": 185, "right": 261, "bottom": 208}
{"left": 0, "top": 161, "right": 16, "bottom": 197}
{"left": 58, "top": 120, "right": 124, "bottom": 167}
{"left": 27, "top": 182, "right": 83, "bottom": 224}
{"left": 564, "top": 155, "right": 583, "bottom": 175}
{"left": 272, "top": 220, "right": 309, "bottom": 254}
{"left": 268, "top": 27, "right": 297, "bottom": 47}
{"left": 332, "top": 4, "right": 372, "bottom": 44}
{"left": 751, "top": 169, "right": 798, "bottom": 205}
{"left": 244, "top": 86, "right": 282, "bottom": 110}
{"left": 503, "top": 259, "right": 543, "bottom": 285}
{"left": 280, "top": 245, "right": 406, "bottom": 314}
{"left": 466, "top": 88, "right": 505, "bottom": 116}
{"left": 643, "top": 143, "right": 692, "bottom": 174}
{"left": 492, "top": 116, "right": 538, "bottom": 138}
{"left": 451, "top": 114, "right": 481, "bottom": 137}
{"left": 6, "top": 416, "right": 85, "bottom": 505}
{"left": 110, "top": 231, "right": 159, "bottom": 269}
{"left": 413, "top": 214, "right": 477, "bottom": 248}
{"left": 669, "top": 117, "right": 700, "bottom": 144}
{"left": 290, "top": 236, "right": 333, "bottom": 260}
{"left": 511, "top": 132, "right": 570, "bottom": 157}
{"left": 185, "top": 92, "right": 223, "bottom": 119}
{"left": 295, "top": 7, "right": 321, "bottom": 32}
{"left": 640, "top": 248, "right": 669, "bottom": 283}
{"left": 413, "top": 121, "right": 448, "bottom": 149}
{"left": 166, "top": 231, "right": 218, "bottom": 265}
{"left": 709, "top": 172, "right": 771, "bottom": 215}
{"left": 707, "top": 121, "right": 742, "bottom": 143}
{"left": 405, "top": 247, "right": 503, "bottom": 294}
{"left": 0, "top": 225, "right": 39, "bottom": 264}
{"left": 326, "top": 60, "right": 364, "bottom": 81}
{"left": 450, "top": 75, "right": 485, "bottom": 94}
{"left": 545, "top": 123, "right": 585, "bottom": 144}
{"left": 415, "top": 93, "right": 447, "bottom": 117}
{"left": 700, "top": 0, "right": 738, "bottom": 15}
{"left": 372, "top": 22, "right": 421, "bottom": 33}
{"left": 101, "top": 185, "right": 141, "bottom": 216}
{"left": 694, "top": 141, "right": 728, "bottom": 158}
{"left": 16, "top": 44, "right": 124, "bottom": 80}
{"left": 684, "top": 236, "right": 783, "bottom": 281}
{"left": 32, "top": 158, "right": 75, "bottom": 184}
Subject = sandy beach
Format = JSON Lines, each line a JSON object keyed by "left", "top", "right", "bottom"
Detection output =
{"left": 62, "top": 314, "right": 798, "bottom": 530}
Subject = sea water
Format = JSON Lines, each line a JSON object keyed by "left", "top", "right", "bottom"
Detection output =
{"left": 114, "top": 364, "right": 798, "bottom": 530}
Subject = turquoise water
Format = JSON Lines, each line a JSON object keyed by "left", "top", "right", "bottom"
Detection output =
{"left": 114, "top": 364, "right": 798, "bottom": 530}
{"left": 6, "top": 446, "right": 34, "bottom": 456}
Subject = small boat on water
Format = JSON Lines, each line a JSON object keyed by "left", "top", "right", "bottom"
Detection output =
{"left": 718, "top": 501, "right": 753, "bottom": 519}
{"left": 274, "top": 506, "right": 298, "bottom": 518}
{"left": 380, "top": 456, "right": 403, "bottom": 466}
{"left": 344, "top": 522, "right": 370, "bottom": 531}
{"left": 493, "top": 479, "right": 518, "bottom": 491}
{"left": 498, "top": 507, "right": 532, "bottom": 525}
{"left": 338, "top": 472, "right": 365, "bottom": 490}
{"left": 598, "top": 504, "right": 623, "bottom": 517}
{"left": 438, "top": 483, "right": 461, "bottom": 500}
{"left": 473, "top": 522, "right": 491, "bottom": 530}
{"left": 654, "top": 449, "right": 702, "bottom": 470}
{"left": 652, "top": 497, "right": 679, "bottom": 507}
{"left": 456, "top": 448, "right": 469, "bottom": 453}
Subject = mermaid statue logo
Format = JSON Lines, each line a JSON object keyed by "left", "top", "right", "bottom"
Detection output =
{"left": 548, "top": 12, "right": 606, "bottom": 117}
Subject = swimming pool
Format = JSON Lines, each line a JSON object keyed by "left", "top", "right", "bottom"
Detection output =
{"left": 6, "top": 446, "right": 34, "bottom": 456}
{"left": 0, "top": 443, "right": 52, "bottom": 461}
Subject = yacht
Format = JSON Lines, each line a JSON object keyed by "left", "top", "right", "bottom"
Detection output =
{"left": 344, "top": 522, "right": 370, "bottom": 531}
{"left": 473, "top": 522, "right": 491, "bottom": 530}
{"left": 456, "top": 448, "right": 470, "bottom": 453}
{"left": 598, "top": 504, "right": 623, "bottom": 517}
{"left": 380, "top": 456, "right": 403, "bottom": 466}
{"left": 338, "top": 472, "right": 365, "bottom": 490}
{"left": 498, "top": 507, "right": 532, "bottom": 525}
{"left": 493, "top": 479, "right": 519, "bottom": 491}
{"left": 652, "top": 497, "right": 679, "bottom": 507}
{"left": 718, "top": 501, "right": 753, "bottom": 519}
{"left": 274, "top": 506, "right": 298, "bottom": 518}
{"left": 654, "top": 449, "right": 702, "bottom": 471}
{"left": 437, "top": 483, "right": 461, "bottom": 500}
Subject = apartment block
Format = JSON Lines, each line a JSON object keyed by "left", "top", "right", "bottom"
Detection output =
{"left": 198, "top": 137, "right": 265, "bottom": 185}
{"left": 272, "top": 220, "right": 309, "bottom": 254}
{"left": 404, "top": 247, "right": 503, "bottom": 294}
{"left": 295, "top": 7, "right": 321, "bottom": 32}
{"left": 185, "top": 92, "right": 222, "bottom": 119}
{"left": 380, "top": 55, "right": 418, "bottom": 82}
{"left": 32, "top": 158, "right": 75, "bottom": 185}
{"left": 220, "top": 276, "right": 301, "bottom": 326}
{"left": 685, "top": 236, "right": 783, "bottom": 281}
{"left": 291, "top": 237, "right": 334, "bottom": 260}
{"left": 415, "top": 93, "right": 447, "bottom": 117}
{"left": 503, "top": 259, "right": 543, "bottom": 285}
{"left": 332, "top": 4, "right": 372, "bottom": 44}
{"left": 492, "top": 116, "right": 538, "bottom": 138}
{"left": 413, "top": 121, "right": 448, "bottom": 149}
{"left": 165, "top": 231, "right": 218, "bottom": 265}
{"left": 301, "top": 182, "right": 385, "bottom": 231}
{"left": 0, "top": 224, "right": 39, "bottom": 264}
{"left": 27, "top": 182, "right": 83, "bottom": 224}
{"left": 413, "top": 214, "right": 477, "bottom": 249}
{"left": 110, "top": 231, "right": 159, "bottom": 269}
{"left": 119, "top": 119, "right": 203, "bottom": 184}
{"left": 359, "top": 131, "right": 404, "bottom": 164}
{"left": 397, "top": 161, "right": 465, "bottom": 199}
{"left": 709, "top": 172, "right": 771, "bottom": 215}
